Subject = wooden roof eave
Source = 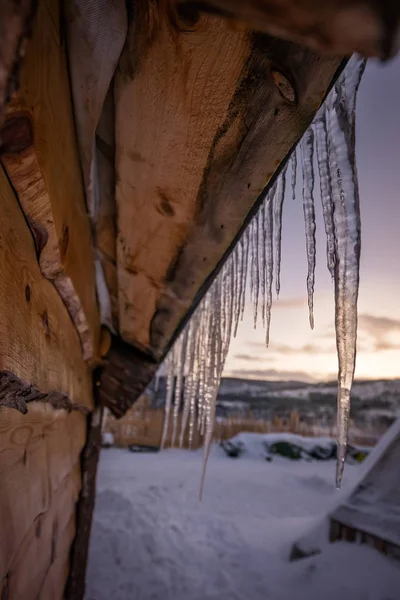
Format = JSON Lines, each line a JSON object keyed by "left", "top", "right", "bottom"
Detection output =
{"left": 99, "top": 6, "right": 348, "bottom": 417}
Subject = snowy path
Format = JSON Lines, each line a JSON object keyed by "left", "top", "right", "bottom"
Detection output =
{"left": 86, "top": 447, "right": 400, "bottom": 600}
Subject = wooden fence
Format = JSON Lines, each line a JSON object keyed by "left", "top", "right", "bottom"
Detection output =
{"left": 103, "top": 400, "right": 383, "bottom": 449}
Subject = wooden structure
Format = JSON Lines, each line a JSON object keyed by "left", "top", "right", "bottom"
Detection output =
{"left": 0, "top": 0, "right": 398, "bottom": 598}
{"left": 291, "top": 419, "right": 400, "bottom": 563}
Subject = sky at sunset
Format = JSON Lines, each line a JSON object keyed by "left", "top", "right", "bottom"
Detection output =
{"left": 224, "top": 56, "right": 400, "bottom": 382}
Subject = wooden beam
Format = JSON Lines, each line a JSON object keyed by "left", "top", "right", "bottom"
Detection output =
{"left": 0, "top": 164, "right": 93, "bottom": 408}
{"left": 115, "top": 4, "right": 341, "bottom": 358}
{"left": 0, "top": 0, "right": 36, "bottom": 126}
{"left": 98, "top": 336, "right": 158, "bottom": 418}
{"left": 2, "top": 0, "right": 100, "bottom": 363}
{"left": 178, "top": 0, "right": 400, "bottom": 58}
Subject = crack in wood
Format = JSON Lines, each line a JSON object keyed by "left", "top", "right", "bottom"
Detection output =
{"left": 0, "top": 371, "right": 90, "bottom": 415}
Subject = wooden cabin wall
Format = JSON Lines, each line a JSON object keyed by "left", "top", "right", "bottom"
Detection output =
{"left": 0, "top": 1, "right": 100, "bottom": 598}
{"left": 0, "top": 161, "right": 94, "bottom": 598}
{"left": 2, "top": 0, "right": 100, "bottom": 364}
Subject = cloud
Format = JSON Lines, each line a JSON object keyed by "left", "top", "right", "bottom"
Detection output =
{"left": 223, "top": 367, "right": 317, "bottom": 383}
{"left": 247, "top": 341, "right": 336, "bottom": 355}
{"left": 272, "top": 297, "right": 308, "bottom": 309}
{"left": 233, "top": 353, "right": 274, "bottom": 362}
{"left": 358, "top": 314, "right": 400, "bottom": 335}
{"left": 374, "top": 340, "right": 400, "bottom": 351}
{"left": 358, "top": 314, "right": 400, "bottom": 352}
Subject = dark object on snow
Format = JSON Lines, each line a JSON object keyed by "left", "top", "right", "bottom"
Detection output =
{"left": 309, "top": 442, "right": 336, "bottom": 460}
{"left": 221, "top": 440, "right": 244, "bottom": 458}
{"left": 346, "top": 444, "right": 369, "bottom": 463}
{"left": 128, "top": 444, "right": 160, "bottom": 454}
{"left": 268, "top": 441, "right": 304, "bottom": 460}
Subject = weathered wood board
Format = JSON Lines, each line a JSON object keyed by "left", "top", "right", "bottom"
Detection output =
{"left": 0, "top": 164, "right": 93, "bottom": 408}
{"left": 2, "top": 0, "right": 100, "bottom": 362}
{"left": 0, "top": 402, "right": 86, "bottom": 597}
{"left": 178, "top": 0, "right": 400, "bottom": 59}
{"left": 99, "top": 336, "right": 158, "bottom": 418}
{"left": 115, "top": 4, "right": 341, "bottom": 358}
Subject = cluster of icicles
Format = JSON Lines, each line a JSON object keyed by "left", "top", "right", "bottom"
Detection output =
{"left": 158, "top": 55, "right": 366, "bottom": 496}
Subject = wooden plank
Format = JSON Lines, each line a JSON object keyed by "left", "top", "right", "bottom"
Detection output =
{"left": 0, "top": 1, "right": 35, "bottom": 126}
{"left": 178, "top": 0, "right": 400, "bottom": 58}
{"left": 0, "top": 402, "right": 86, "bottom": 583}
{"left": 39, "top": 515, "right": 76, "bottom": 600}
{"left": 2, "top": 0, "right": 100, "bottom": 362}
{"left": 0, "top": 164, "right": 93, "bottom": 407}
{"left": 66, "top": 406, "right": 103, "bottom": 600}
{"left": 115, "top": 6, "right": 341, "bottom": 356}
{"left": 8, "top": 467, "right": 81, "bottom": 600}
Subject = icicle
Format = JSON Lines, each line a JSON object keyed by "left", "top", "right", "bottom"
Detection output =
{"left": 161, "top": 353, "right": 175, "bottom": 449}
{"left": 264, "top": 185, "right": 274, "bottom": 346}
{"left": 253, "top": 213, "right": 260, "bottom": 328}
{"left": 249, "top": 220, "right": 255, "bottom": 302}
{"left": 188, "top": 330, "right": 202, "bottom": 448}
{"left": 291, "top": 147, "right": 297, "bottom": 200}
{"left": 314, "top": 104, "right": 336, "bottom": 278}
{"left": 179, "top": 323, "right": 195, "bottom": 447}
{"left": 274, "top": 165, "right": 287, "bottom": 298}
{"left": 233, "top": 242, "right": 243, "bottom": 337}
{"left": 326, "top": 56, "right": 365, "bottom": 488}
{"left": 160, "top": 55, "right": 366, "bottom": 495}
{"left": 240, "top": 229, "right": 250, "bottom": 322}
{"left": 259, "top": 206, "right": 266, "bottom": 327}
{"left": 171, "top": 332, "right": 188, "bottom": 447}
{"left": 232, "top": 246, "right": 240, "bottom": 337}
{"left": 154, "top": 368, "right": 161, "bottom": 392}
{"left": 301, "top": 127, "right": 316, "bottom": 330}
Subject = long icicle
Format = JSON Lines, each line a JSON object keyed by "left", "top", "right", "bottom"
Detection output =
{"left": 291, "top": 147, "right": 297, "bottom": 200}
{"left": 160, "top": 352, "right": 175, "bottom": 449}
{"left": 301, "top": 127, "right": 316, "bottom": 330}
{"left": 259, "top": 206, "right": 266, "bottom": 327}
{"left": 327, "top": 56, "right": 365, "bottom": 488}
{"left": 171, "top": 332, "right": 188, "bottom": 447}
{"left": 253, "top": 212, "right": 260, "bottom": 328}
{"left": 314, "top": 105, "right": 336, "bottom": 278}
{"left": 265, "top": 186, "right": 275, "bottom": 346}
{"left": 274, "top": 164, "right": 288, "bottom": 298}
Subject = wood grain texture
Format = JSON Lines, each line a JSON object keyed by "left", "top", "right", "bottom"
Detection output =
{"left": 115, "top": 5, "right": 341, "bottom": 357}
{"left": 3, "top": 0, "right": 100, "bottom": 362}
{"left": 0, "top": 164, "right": 93, "bottom": 408}
{"left": 0, "top": 402, "right": 86, "bottom": 594}
{"left": 179, "top": 0, "right": 400, "bottom": 58}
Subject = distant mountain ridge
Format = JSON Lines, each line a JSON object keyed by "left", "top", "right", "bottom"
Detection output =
{"left": 216, "top": 377, "right": 400, "bottom": 427}
{"left": 151, "top": 376, "right": 400, "bottom": 429}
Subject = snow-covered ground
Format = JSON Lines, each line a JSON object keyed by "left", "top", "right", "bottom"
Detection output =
{"left": 85, "top": 445, "right": 400, "bottom": 600}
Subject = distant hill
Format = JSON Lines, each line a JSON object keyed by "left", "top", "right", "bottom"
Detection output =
{"left": 151, "top": 376, "right": 400, "bottom": 429}
{"left": 216, "top": 377, "right": 400, "bottom": 427}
